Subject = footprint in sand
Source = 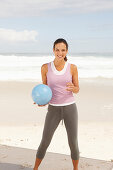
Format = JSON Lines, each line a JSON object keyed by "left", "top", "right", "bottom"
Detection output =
{"left": 20, "top": 163, "right": 32, "bottom": 169}
{"left": 2, "top": 155, "right": 8, "bottom": 159}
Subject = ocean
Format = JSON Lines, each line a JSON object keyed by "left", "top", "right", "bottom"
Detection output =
{"left": 0, "top": 53, "right": 113, "bottom": 81}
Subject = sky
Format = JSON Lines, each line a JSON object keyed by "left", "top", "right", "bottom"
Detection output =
{"left": 0, "top": 0, "right": 113, "bottom": 54}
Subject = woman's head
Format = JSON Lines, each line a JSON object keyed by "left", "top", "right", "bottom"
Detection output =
{"left": 53, "top": 38, "right": 68, "bottom": 61}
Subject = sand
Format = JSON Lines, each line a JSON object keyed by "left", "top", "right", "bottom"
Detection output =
{"left": 0, "top": 78, "right": 113, "bottom": 169}
{"left": 0, "top": 145, "right": 113, "bottom": 170}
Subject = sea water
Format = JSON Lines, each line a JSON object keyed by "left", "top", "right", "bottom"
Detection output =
{"left": 0, "top": 53, "right": 113, "bottom": 81}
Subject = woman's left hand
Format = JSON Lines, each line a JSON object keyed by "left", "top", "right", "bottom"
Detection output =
{"left": 66, "top": 82, "right": 76, "bottom": 93}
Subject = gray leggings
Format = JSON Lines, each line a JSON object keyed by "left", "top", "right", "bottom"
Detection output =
{"left": 36, "top": 103, "right": 79, "bottom": 160}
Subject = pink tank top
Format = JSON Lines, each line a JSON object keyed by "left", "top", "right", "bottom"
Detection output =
{"left": 47, "top": 61, "right": 75, "bottom": 106}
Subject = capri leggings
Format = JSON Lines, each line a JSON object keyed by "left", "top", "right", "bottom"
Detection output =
{"left": 36, "top": 103, "right": 80, "bottom": 160}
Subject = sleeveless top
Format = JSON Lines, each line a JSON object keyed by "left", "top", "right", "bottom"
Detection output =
{"left": 46, "top": 61, "right": 75, "bottom": 106}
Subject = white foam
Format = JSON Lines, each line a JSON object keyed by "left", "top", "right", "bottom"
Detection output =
{"left": 0, "top": 54, "right": 113, "bottom": 81}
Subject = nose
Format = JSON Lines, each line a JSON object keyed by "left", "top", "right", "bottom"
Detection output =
{"left": 58, "top": 51, "right": 62, "bottom": 55}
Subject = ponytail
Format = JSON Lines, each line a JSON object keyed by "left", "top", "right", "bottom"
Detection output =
{"left": 64, "top": 56, "right": 68, "bottom": 61}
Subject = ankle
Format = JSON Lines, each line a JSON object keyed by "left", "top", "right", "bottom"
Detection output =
{"left": 72, "top": 159, "right": 79, "bottom": 170}
{"left": 34, "top": 157, "right": 42, "bottom": 169}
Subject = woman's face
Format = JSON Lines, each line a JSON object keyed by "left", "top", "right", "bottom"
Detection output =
{"left": 53, "top": 42, "right": 68, "bottom": 61}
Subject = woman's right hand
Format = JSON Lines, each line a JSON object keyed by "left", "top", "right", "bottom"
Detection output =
{"left": 33, "top": 102, "right": 48, "bottom": 107}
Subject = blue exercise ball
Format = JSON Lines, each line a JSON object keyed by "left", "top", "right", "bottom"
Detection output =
{"left": 32, "top": 84, "right": 52, "bottom": 105}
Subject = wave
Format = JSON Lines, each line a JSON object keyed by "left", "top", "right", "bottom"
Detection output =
{"left": 0, "top": 54, "right": 113, "bottom": 81}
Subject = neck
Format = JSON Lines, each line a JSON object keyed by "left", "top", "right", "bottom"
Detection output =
{"left": 54, "top": 59, "right": 65, "bottom": 66}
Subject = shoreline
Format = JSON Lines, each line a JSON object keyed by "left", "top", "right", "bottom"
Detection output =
{"left": 0, "top": 144, "right": 113, "bottom": 170}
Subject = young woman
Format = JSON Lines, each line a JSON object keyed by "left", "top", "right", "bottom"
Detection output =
{"left": 33, "top": 38, "right": 80, "bottom": 170}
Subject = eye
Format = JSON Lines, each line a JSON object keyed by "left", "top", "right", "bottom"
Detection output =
{"left": 56, "top": 49, "right": 59, "bottom": 51}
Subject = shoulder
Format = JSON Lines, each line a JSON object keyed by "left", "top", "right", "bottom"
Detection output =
{"left": 70, "top": 64, "right": 78, "bottom": 75}
{"left": 41, "top": 63, "right": 48, "bottom": 74}
{"left": 70, "top": 64, "right": 77, "bottom": 70}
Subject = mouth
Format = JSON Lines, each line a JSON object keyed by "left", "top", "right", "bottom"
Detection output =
{"left": 57, "top": 55, "right": 63, "bottom": 58}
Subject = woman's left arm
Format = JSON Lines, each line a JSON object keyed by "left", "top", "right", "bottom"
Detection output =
{"left": 66, "top": 64, "right": 80, "bottom": 94}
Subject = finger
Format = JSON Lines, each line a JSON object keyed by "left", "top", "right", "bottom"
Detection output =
{"left": 66, "top": 83, "right": 74, "bottom": 86}
{"left": 38, "top": 105, "right": 43, "bottom": 107}
{"left": 66, "top": 87, "right": 73, "bottom": 89}
{"left": 38, "top": 104, "right": 46, "bottom": 107}
{"left": 67, "top": 82, "right": 73, "bottom": 85}
{"left": 66, "top": 89, "right": 72, "bottom": 91}
{"left": 66, "top": 85, "right": 74, "bottom": 87}
{"left": 66, "top": 88, "right": 73, "bottom": 91}
{"left": 66, "top": 85, "right": 74, "bottom": 88}
{"left": 67, "top": 82, "right": 73, "bottom": 84}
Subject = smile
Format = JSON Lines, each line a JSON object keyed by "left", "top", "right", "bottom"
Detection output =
{"left": 58, "top": 56, "right": 63, "bottom": 58}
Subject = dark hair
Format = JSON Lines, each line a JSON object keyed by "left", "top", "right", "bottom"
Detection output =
{"left": 53, "top": 38, "right": 68, "bottom": 61}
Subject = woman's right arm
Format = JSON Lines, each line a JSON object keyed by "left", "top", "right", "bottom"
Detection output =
{"left": 41, "top": 64, "right": 48, "bottom": 85}
{"left": 33, "top": 64, "right": 48, "bottom": 107}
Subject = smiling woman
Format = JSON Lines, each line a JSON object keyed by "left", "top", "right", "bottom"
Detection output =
{"left": 53, "top": 38, "right": 68, "bottom": 61}
{"left": 33, "top": 38, "right": 80, "bottom": 170}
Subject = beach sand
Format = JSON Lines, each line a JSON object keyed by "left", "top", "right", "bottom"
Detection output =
{"left": 1, "top": 78, "right": 113, "bottom": 125}
{"left": 0, "top": 78, "right": 113, "bottom": 169}
{"left": 0, "top": 144, "right": 113, "bottom": 170}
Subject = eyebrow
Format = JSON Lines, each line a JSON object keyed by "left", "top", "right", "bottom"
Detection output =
{"left": 55, "top": 48, "right": 66, "bottom": 50}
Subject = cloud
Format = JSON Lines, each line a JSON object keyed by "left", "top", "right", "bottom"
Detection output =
{"left": 64, "top": 0, "right": 113, "bottom": 13}
{"left": 0, "top": 28, "right": 38, "bottom": 42}
{"left": 0, "top": 0, "right": 61, "bottom": 17}
{"left": 0, "top": 0, "right": 113, "bottom": 17}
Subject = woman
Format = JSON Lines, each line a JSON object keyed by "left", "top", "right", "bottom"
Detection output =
{"left": 33, "top": 38, "right": 80, "bottom": 170}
